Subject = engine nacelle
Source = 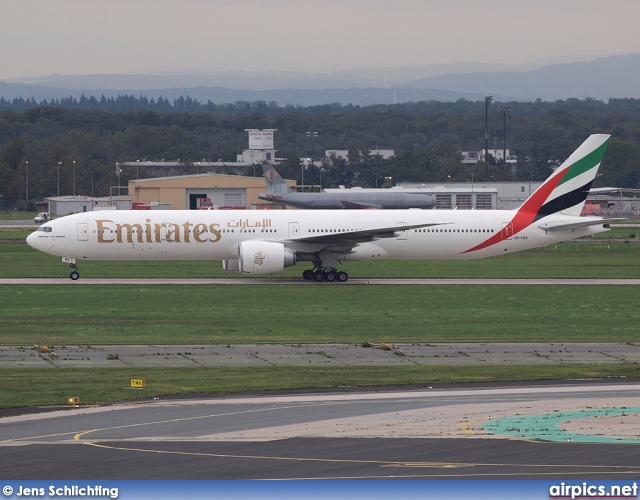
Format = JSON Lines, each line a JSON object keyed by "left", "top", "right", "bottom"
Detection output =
{"left": 238, "top": 240, "right": 296, "bottom": 275}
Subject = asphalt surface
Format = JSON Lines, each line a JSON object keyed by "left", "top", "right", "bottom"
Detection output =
{"left": 3, "top": 278, "right": 640, "bottom": 285}
{"left": 2, "top": 383, "right": 640, "bottom": 479}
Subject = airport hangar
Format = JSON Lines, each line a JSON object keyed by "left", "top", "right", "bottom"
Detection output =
{"left": 41, "top": 173, "right": 295, "bottom": 215}
{"left": 127, "top": 172, "right": 297, "bottom": 210}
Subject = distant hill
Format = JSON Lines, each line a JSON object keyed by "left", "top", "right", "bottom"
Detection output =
{"left": 403, "top": 53, "right": 640, "bottom": 101}
{"left": 1, "top": 53, "right": 638, "bottom": 106}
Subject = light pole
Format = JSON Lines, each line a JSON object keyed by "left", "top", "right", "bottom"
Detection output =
{"left": 72, "top": 160, "right": 76, "bottom": 196}
{"left": 300, "top": 160, "right": 304, "bottom": 192}
{"left": 471, "top": 172, "right": 474, "bottom": 209}
{"left": 57, "top": 162, "right": 61, "bottom": 197}
{"left": 484, "top": 95, "right": 493, "bottom": 181}
{"left": 25, "top": 161, "right": 28, "bottom": 206}
{"left": 306, "top": 131, "right": 317, "bottom": 190}
{"left": 498, "top": 104, "right": 512, "bottom": 181}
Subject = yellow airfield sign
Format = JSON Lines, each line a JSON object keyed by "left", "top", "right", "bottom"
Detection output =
{"left": 130, "top": 378, "right": 146, "bottom": 388}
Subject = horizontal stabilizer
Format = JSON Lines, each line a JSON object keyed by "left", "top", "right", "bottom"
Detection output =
{"left": 537, "top": 217, "right": 625, "bottom": 232}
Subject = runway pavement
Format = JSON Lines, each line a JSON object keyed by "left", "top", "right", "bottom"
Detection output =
{"left": 2, "top": 382, "right": 640, "bottom": 479}
{"left": 3, "top": 277, "right": 640, "bottom": 285}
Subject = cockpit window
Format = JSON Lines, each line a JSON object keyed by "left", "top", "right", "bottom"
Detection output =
{"left": 37, "top": 226, "right": 52, "bottom": 233}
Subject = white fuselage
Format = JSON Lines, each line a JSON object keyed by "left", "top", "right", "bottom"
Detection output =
{"left": 27, "top": 209, "right": 608, "bottom": 264}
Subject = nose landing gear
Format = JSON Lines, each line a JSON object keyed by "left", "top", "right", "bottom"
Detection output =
{"left": 62, "top": 257, "right": 80, "bottom": 280}
{"left": 69, "top": 264, "right": 79, "bottom": 280}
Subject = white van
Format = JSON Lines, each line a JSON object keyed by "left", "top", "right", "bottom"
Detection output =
{"left": 34, "top": 212, "right": 50, "bottom": 223}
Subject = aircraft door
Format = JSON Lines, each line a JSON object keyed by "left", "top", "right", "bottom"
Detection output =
{"left": 160, "top": 223, "right": 174, "bottom": 241}
{"left": 502, "top": 222, "right": 514, "bottom": 240}
{"left": 77, "top": 223, "right": 88, "bottom": 241}
{"left": 396, "top": 222, "right": 408, "bottom": 240}
{"left": 288, "top": 222, "right": 300, "bottom": 238}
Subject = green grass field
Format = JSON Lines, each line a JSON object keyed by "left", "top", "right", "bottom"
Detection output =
{"left": 2, "top": 284, "right": 639, "bottom": 345}
{"left": 2, "top": 229, "right": 640, "bottom": 409}
{"left": 2, "top": 364, "right": 639, "bottom": 409}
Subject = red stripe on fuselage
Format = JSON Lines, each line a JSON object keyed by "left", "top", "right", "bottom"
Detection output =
{"left": 461, "top": 165, "right": 569, "bottom": 254}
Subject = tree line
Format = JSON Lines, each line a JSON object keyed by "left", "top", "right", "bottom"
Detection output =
{"left": 3, "top": 93, "right": 640, "bottom": 116}
{"left": 1, "top": 98, "right": 640, "bottom": 210}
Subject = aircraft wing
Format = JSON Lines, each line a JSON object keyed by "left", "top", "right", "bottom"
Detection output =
{"left": 286, "top": 221, "right": 451, "bottom": 247}
{"left": 339, "top": 200, "right": 381, "bottom": 209}
{"left": 538, "top": 217, "right": 625, "bottom": 232}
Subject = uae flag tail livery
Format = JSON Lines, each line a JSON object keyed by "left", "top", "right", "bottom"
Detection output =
{"left": 464, "top": 134, "right": 611, "bottom": 254}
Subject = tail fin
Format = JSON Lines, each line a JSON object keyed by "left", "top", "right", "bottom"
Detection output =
{"left": 462, "top": 135, "right": 611, "bottom": 255}
{"left": 262, "top": 163, "right": 293, "bottom": 196}
{"left": 520, "top": 134, "right": 610, "bottom": 220}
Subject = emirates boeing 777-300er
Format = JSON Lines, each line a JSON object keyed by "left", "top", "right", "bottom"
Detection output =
{"left": 27, "top": 134, "right": 613, "bottom": 283}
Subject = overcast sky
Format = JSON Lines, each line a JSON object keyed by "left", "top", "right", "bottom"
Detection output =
{"left": 3, "top": 0, "right": 639, "bottom": 79}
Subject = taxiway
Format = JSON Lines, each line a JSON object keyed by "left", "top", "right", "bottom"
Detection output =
{"left": 2, "top": 382, "right": 640, "bottom": 479}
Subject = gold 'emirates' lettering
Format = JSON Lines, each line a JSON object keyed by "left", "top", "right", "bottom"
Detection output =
{"left": 96, "top": 219, "right": 221, "bottom": 244}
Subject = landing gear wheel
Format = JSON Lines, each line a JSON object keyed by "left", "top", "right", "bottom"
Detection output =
{"left": 313, "top": 270, "right": 325, "bottom": 282}
{"left": 337, "top": 271, "right": 348, "bottom": 282}
{"left": 303, "top": 269, "right": 314, "bottom": 281}
{"left": 325, "top": 271, "right": 337, "bottom": 282}
{"left": 70, "top": 270, "right": 79, "bottom": 281}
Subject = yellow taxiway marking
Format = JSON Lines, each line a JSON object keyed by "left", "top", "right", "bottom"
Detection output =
{"left": 458, "top": 418, "right": 483, "bottom": 435}
{"left": 1, "top": 401, "right": 337, "bottom": 445}
{"left": 73, "top": 402, "right": 339, "bottom": 442}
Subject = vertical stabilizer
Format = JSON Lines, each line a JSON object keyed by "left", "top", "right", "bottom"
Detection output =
{"left": 462, "top": 134, "right": 611, "bottom": 254}
{"left": 521, "top": 134, "right": 611, "bottom": 220}
{"left": 262, "top": 163, "right": 293, "bottom": 196}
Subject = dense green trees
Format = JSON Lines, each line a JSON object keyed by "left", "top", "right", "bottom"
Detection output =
{"left": 1, "top": 97, "right": 640, "bottom": 210}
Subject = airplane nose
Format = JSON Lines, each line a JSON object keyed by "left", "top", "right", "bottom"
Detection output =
{"left": 27, "top": 231, "right": 36, "bottom": 248}
{"left": 26, "top": 231, "right": 39, "bottom": 249}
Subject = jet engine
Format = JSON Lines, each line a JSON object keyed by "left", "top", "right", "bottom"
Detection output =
{"left": 238, "top": 240, "right": 296, "bottom": 275}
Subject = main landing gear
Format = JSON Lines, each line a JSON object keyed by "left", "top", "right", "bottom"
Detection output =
{"left": 302, "top": 267, "right": 348, "bottom": 283}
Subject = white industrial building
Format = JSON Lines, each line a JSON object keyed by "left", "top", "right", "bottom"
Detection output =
{"left": 394, "top": 181, "right": 544, "bottom": 210}
{"left": 44, "top": 196, "right": 132, "bottom": 216}
{"left": 460, "top": 149, "right": 518, "bottom": 165}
